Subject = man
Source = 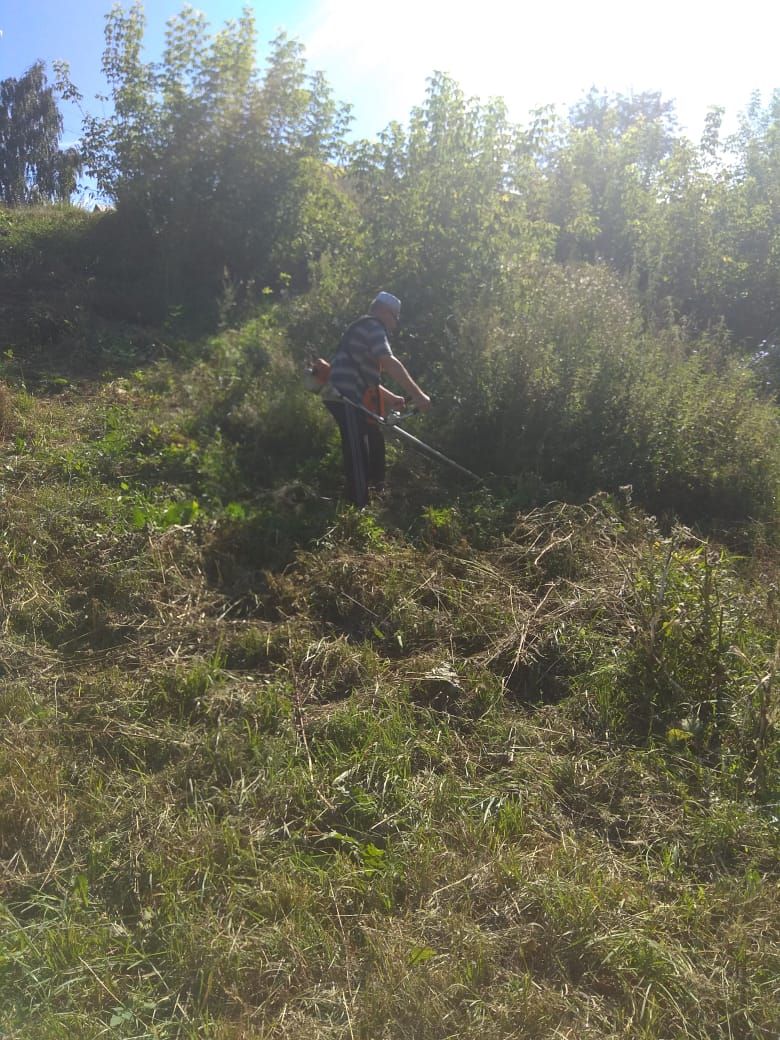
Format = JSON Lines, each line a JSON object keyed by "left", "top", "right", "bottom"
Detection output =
{"left": 324, "top": 291, "right": 431, "bottom": 508}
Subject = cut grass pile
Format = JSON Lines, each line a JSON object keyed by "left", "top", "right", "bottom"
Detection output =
{"left": 0, "top": 366, "right": 778, "bottom": 1040}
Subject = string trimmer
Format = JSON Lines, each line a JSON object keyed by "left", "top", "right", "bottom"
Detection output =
{"left": 331, "top": 387, "right": 482, "bottom": 484}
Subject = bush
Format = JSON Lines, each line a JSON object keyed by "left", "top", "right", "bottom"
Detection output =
{"left": 625, "top": 343, "right": 780, "bottom": 522}
{"left": 431, "top": 263, "right": 780, "bottom": 524}
{"left": 183, "top": 314, "right": 334, "bottom": 495}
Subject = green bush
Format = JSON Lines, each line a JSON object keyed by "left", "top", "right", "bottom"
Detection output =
{"left": 180, "top": 315, "right": 333, "bottom": 495}
{"left": 625, "top": 343, "right": 780, "bottom": 522}
{"left": 431, "top": 263, "right": 780, "bottom": 524}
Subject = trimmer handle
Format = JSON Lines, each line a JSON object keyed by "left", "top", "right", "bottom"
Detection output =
{"left": 385, "top": 406, "right": 418, "bottom": 426}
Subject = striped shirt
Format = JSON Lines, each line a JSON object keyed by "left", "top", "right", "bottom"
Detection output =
{"left": 328, "top": 316, "right": 393, "bottom": 403}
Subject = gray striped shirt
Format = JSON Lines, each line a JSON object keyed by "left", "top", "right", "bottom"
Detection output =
{"left": 329, "top": 317, "right": 393, "bottom": 403}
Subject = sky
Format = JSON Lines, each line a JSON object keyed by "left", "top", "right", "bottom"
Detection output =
{"left": 1, "top": 0, "right": 779, "bottom": 189}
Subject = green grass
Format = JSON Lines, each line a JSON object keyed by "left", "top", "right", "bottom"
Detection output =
{"left": 1, "top": 358, "right": 779, "bottom": 1039}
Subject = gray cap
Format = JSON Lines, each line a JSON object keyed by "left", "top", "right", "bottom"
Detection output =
{"left": 371, "top": 291, "right": 401, "bottom": 318}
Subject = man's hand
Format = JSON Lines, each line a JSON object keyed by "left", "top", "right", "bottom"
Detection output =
{"left": 380, "top": 356, "right": 431, "bottom": 413}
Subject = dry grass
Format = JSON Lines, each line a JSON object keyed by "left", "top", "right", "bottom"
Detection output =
{"left": 0, "top": 380, "right": 14, "bottom": 439}
{"left": 0, "top": 371, "right": 778, "bottom": 1040}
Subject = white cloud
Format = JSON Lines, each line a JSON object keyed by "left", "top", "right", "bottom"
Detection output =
{"left": 296, "top": 0, "right": 779, "bottom": 139}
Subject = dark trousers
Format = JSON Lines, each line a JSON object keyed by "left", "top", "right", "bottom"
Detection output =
{"left": 325, "top": 401, "right": 385, "bottom": 508}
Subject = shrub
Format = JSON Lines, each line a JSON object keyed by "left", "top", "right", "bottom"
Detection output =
{"left": 431, "top": 262, "right": 780, "bottom": 524}
{"left": 181, "top": 315, "right": 334, "bottom": 495}
{"left": 625, "top": 343, "right": 780, "bottom": 522}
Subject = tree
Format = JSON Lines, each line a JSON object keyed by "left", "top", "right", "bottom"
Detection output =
{"left": 537, "top": 90, "right": 680, "bottom": 270}
{"left": 81, "top": 3, "right": 352, "bottom": 313}
{"left": 717, "top": 90, "right": 780, "bottom": 347}
{"left": 0, "top": 61, "right": 81, "bottom": 206}
{"left": 346, "top": 73, "right": 551, "bottom": 356}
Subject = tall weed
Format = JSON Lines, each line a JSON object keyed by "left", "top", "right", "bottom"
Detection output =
{"left": 576, "top": 524, "right": 779, "bottom": 796}
{"left": 433, "top": 263, "right": 780, "bottom": 524}
{"left": 183, "top": 316, "right": 333, "bottom": 494}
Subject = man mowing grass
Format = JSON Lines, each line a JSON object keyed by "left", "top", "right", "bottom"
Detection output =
{"left": 323, "top": 292, "right": 431, "bottom": 508}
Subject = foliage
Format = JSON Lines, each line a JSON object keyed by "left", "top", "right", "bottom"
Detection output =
{"left": 0, "top": 61, "right": 81, "bottom": 205}
{"left": 623, "top": 337, "right": 780, "bottom": 521}
{"left": 0, "top": 203, "right": 169, "bottom": 373}
{"left": 346, "top": 73, "right": 554, "bottom": 354}
{"left": 81, "top": 3, "right": 352, "bottom": 315}
{"left": 716, "top": 91, "right": 780, "bottom": 347}
{"left": 66, "top": 9, "right": 780, "bottom": 359}
{"left": 425, "top": 263, "right": 780, "bottom": 524}
{"left": 570, "top": 519, "right": 780, "bottom": 790}
{"left": 513, "top": 87, "right": 780, "bottom": 351}
{"left": 546, "top": 89, "right": 679, "bottom": 270}
{"left": 176, "top": 313, "right": 334, "bottom": 493}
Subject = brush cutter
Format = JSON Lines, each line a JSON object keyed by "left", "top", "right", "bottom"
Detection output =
{"left": 331, "top": 387, "right": 482, "bottom": 484}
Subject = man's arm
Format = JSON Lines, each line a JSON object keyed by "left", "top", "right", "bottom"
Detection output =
{"left": 380, "top": 355, "right": 431, "bottom": 412}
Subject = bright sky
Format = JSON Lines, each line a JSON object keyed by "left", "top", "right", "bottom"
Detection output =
{"left": 2, "top": 0, "right": 778, "bottom": 154}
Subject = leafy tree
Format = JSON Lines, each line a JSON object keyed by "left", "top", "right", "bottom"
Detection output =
{"left": 717, "top": 91, "right": 780, "bottom": 347}
{"left": 625, "top": 91, "right": 780, "bottom": 348}
{"left": 0, "top": 61, "right": 81, "bottom": 205}
{"left": 630, "top": 135, "right": 722, "bottom": 328}
{"left": 535, "top": 90, "right": 679, "bottom": 271}
{"left": 82, "top": 2, "right": 351, "bottom": 314}
{"left": 345, "top": 72, "right": 553, "bottom": 379}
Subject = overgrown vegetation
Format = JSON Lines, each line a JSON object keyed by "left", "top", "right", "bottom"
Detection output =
{"left": 1, "top": 298, "right": 778, "bottom": 1038}
{"left": 1, "top": 4, "right": 779, "bottom": 1037}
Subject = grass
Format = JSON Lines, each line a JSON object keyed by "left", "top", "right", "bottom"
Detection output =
{"left": 1, "top": 356, "right": 778, "bottom": 1040}
{"left": 0, "top": 208, "right": 778, "bottom": 1036}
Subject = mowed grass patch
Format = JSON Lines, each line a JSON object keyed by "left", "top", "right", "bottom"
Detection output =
{"left": 3, "top": 704, "right": 778, "bottom": 1038}
{"left": 1, "top": 362, "right": 779, "bottom": 1038}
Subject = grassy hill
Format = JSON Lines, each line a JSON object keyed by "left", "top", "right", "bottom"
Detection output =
{"left": 0, "top": 208, "right": 778, "bottom": 1039}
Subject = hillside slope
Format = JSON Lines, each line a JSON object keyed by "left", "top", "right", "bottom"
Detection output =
{"left": 1, "top": 339, "right": 778, "bottom": 1039}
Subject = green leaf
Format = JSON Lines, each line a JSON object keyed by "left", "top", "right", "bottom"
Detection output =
{"left": 131, "top": 505, "right": 149, "bottom": 530}
{"left": 72, "top": 873, "right": 89, "bottom": 908}
{"left": 225, "top": 502, "right": 246, "bottom": 520}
